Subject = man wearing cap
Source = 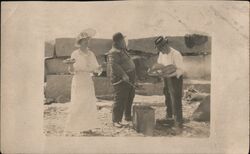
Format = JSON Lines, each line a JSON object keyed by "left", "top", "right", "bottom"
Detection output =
{"left": 154, "top": 36, "right": 184, "bottom": 128}
{"left": 107, "top": 32, "right": 136, "bottom": 127}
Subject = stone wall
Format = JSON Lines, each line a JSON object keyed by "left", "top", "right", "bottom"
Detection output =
{"left": 45, "top": 75, "right": 72, "bottom": 103}
{"left": 45, "top": 57, "right": 71, "bottom": 75}
{"left": 45, "top": 40, "right": 55, "bottom": 58}
{"left": 44, "top": 35, "right": 211, "bottom": 102}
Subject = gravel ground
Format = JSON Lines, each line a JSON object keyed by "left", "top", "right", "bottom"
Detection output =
{"left": 44, "top": 95, "right": 210, "bottom": 137}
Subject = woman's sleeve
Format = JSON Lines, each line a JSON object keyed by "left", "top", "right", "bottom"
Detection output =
{"left": 90, "top": 52, "right": 100, "bottom": 71}
{"left": 71, "top": 50, "right": 81, "bottom": 71}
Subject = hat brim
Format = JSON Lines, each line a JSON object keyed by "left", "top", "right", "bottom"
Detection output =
{"left": 114, "top": 35, "right": 126, "bottom": 42}
{"left": 83, "top": 28, "right": 96, "bottom": 37}
{"left": 75, "top": 37, "right": 91, "bottom": 47}
{"left": 155, "top": 41, "right": 168, "bottom": 49}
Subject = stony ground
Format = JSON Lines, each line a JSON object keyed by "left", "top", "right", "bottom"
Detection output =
{"left": 44, "top": 95, "right": 210, "bottom": 137}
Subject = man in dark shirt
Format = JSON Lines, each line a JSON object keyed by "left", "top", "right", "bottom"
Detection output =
{"left": 107, "top": 32, "right": 136, "bottom": 127}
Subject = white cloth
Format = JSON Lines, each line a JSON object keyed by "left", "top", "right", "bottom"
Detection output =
{"left": 64, "top": 49, "right": 101, "bottom": 133}
{"left": 157, "top": 47, "right": 184, "bottom": 78}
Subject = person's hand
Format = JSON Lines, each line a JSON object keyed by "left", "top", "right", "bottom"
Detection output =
{"left": 151, "top": 63, "right": 165, "bottom": 70}
{"left": 148, "top": 68, "right": 163, "bottom": 76}
{"left": 63, "top": 58, "right": 76, "bottom": 64}
{"left": 122, "top": 74, "right": 129, "bottom": 82}
{"left": 95, "top": 66, "right": 103, "bottom": 75}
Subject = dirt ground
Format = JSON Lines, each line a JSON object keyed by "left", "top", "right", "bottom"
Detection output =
{"left": 44, "top": 95, "right": 210, "bottom": 137}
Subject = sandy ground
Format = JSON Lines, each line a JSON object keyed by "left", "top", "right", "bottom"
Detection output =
{"left": 44, "top": 95, "right": 210, "bottom": 137}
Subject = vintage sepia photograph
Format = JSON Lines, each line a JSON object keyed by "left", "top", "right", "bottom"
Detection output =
{"left": 2, "top": 1, "right": 249, "bottom": 153}
{"left": 43, "top": 11, "right": 211, "bottom": 138}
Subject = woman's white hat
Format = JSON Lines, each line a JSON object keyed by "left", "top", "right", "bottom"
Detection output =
{"left": 75, "top": 28, "right": 96, "bottom": 47}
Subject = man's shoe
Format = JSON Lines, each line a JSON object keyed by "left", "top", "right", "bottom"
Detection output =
{"left": 113, "top": 122, "right": 123, "bottom": 128}
{"left": 156, "top": 118, "right": 174, "bottom": 126}
{"left": 120, "top": 121, "right": 130, "bottom": 126}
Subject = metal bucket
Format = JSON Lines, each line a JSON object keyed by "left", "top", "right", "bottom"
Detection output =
{"left": 132, "top": 105, "right": 155, "bottom": 136}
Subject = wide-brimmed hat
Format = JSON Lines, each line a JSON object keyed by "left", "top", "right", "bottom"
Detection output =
{"left": 112, "top": 32, "right": 126, "bottom": 43}
{"left": 75, "top": 28, "right": 96, "bottom": 47}
{"left": 154, "top": 36, "right": 169, "bottom": 50}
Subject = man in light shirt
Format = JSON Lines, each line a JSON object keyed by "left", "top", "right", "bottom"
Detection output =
{"left": 154, "top": 36, "right": 184, "bottom": 128}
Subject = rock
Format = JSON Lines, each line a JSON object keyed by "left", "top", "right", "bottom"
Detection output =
{"left": 45, "top": 75, "right": 114, "bottom": 102}
{"left": 55, "top": 38, "right": 77, "bottom": 57}
{"left": 128, "top": 37, "right": 158, "bottom": 54}
{"left": 168, "top": 36, "right": 211, "bottom": 55}
{"left": 192, "top": 96, "right": 210, "bottom": 121}
{"left": 184, "top": 34, "right": 208, "bottom": 48}
{"left": 189, "top": 93, "right": 209, "bottom": 101}
{"left": 136, "top": 82, "right": 164, "bottom": 95}
{"left": 45, "top": 40, "right": 55, "bottom": 58}
{"left": 44, "top": 63, "right": 48, "bottom": 82}
{"left": 96, "top": 95, "right": 114, "bottom": 100}
{"left": 56, "top": 95, "right": 71, "bottom": 103}
{"left": 44, "top": 98, "right": 55, "bottom": 105}
{"left": 88, "top": 38, "right": 112, "bottom": 56}
{"left": 136, "top": 79, "right": 210, "bottom": 96}
{"left": 45, "top": 75, "right": 73, "bottom": 100}
{"left": 184, "top": 86, "right": 210, "bottom": 102}
{"left": 133, "top": 57, "right": 149, "bottom": 80}
{"left": 92, "top": 77, "right": 114, "bottom": 99}
{"left": 156, "top": 118, "right": 174, "bottom": 127}
{"left": 183, "top": 80, "right": 211, "bottom": 93}
{"left": 45, "top": 57, "right": 72, "bottom": 75}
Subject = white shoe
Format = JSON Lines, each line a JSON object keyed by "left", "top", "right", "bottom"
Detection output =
{"left": 120, "top": 121, "right": 130, "bottom": 126}
{"left": 113, "top": 122, "right": 123, "bottom": 128}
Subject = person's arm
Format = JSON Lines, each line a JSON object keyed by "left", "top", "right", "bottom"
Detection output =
{"left": 107, "top": 52, "right": 129, "bottom": 82}
{"left": 147, "top": 63, "right": 165, "bottom": 76}
{"left": 91, "top": 52, "right": 99, "bottom": 70}
{"left": 149, "top": 53, "right": 165, "bottom": 75}
{"left": 89, "top": 52, "right": 102, "bottom": 74}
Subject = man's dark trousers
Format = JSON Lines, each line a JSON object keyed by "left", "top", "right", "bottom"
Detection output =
{"left": 112, "top": 71, "right": 136, "bottom": 122}
{"left": 163, "top": 76, "right": 183, "bottom": 124}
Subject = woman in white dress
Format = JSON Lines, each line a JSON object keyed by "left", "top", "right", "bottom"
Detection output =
{"left": 64, "top": 29, "right": 102, "bottom": 135}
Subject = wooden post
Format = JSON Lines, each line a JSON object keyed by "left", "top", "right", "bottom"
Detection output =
{"left": 132, "top": 105, "right": 155, "bottom": 136}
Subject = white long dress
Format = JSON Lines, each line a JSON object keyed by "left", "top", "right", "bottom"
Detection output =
{"left": 64, "top": 49, "right": 101, "bottom": 133}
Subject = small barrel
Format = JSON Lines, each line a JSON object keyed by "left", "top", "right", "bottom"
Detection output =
{"left": 132, "top": 105, "right": 155, "bottom": 136}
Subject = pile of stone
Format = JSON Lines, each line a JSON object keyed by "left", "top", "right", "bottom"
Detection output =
{"left": 44, "top": 38, "right": 114, "bottom": 103}
{"left": 183, "top": 86, "right": 210, "bottom": 122}
{"left": 44, "top": 35, "right": 211, "bottom": 104}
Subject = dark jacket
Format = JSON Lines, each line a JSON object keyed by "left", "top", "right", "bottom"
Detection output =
{"left": 107, "top": 46, "right": 136, "bottom": 84}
